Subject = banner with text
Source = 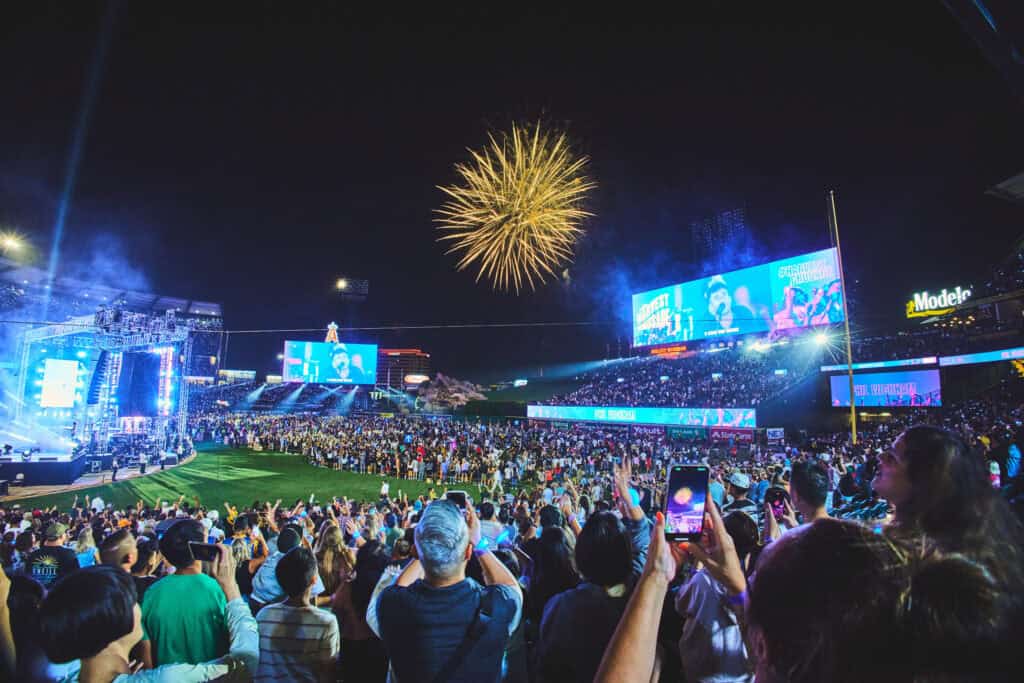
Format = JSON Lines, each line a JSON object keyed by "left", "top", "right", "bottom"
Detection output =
{"left": 527, "top": 405, "right": 756, "bottom": 428}
{"left": 710, "top": 426, "right": 756, "bottom": 443}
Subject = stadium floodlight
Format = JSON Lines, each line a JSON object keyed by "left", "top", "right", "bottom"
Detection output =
{"left": 336, "top": 278, "right": 348, "bottom": 291}
{"left": 0, "top": 233, "right": 23, "bottom": 252}
{"left": 814, "top": 332, "right": 829, "bottom": 346}
{"left": 276, "top": 353, "right": 285, "bottom": 360}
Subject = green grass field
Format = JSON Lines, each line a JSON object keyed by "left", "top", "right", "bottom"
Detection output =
{"left": 8, "top": 445, "right": 459, "bottom": 511}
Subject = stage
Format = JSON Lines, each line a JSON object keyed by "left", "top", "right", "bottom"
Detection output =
{"left": 0, "top": 450, "right": 194, "bottom": 502}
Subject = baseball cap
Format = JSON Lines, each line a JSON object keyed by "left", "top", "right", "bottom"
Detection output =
{"left": 45, "top": 522, "right": 69, "bottom": 540}
{"left": 727, "top": 471, "right": 751, "bottom": 490}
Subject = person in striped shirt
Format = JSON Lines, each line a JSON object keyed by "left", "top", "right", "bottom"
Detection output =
{"left": 255, "top": 547, "right": 339, "bottom": 683}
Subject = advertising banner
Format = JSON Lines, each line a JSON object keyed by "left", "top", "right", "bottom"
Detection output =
{"left": 527, "top": 405, "right": 756, "bottom": 428}
{"left": 709, "top": 427, "right": 755, "bottom": 443}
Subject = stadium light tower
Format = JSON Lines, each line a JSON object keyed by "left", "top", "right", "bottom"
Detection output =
{"left": 1, "top": 233, "right": 24, "bottom": 253}
{"left": 335, "top": 278, "right": 348, "bottom": 291}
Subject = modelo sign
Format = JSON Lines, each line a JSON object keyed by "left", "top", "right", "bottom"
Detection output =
{"left": 906, "top": 286, "right": 971, "bottom": 319}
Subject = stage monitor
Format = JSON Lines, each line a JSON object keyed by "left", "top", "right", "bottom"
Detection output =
{"left": 40, "top": 359, "right": 79, "bottom": 408}
{"left": 632, "top": 248, "right": 844, "bottom": 347}
{"left": 282, "top": 340, "right": 378, "bottom": 384}
{"left": 527, "top": 404, "right": 757, "bottom": 428}
{"left": 830, "top": 369, "right": 942, "bottom": 408}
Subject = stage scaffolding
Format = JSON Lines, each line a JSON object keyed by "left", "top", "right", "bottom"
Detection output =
{"left": 15, "top": 308, "right": 197, "bottom": 448}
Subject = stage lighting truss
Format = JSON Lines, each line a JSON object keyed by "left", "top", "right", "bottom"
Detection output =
{"left": 16, "top": 308, "right": 201, "bottom": 448}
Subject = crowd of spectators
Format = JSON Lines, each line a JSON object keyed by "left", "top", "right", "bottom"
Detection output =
{"left": 544, "top": 343, "right": 822, "bottom": 408}
{"left": 1, "top": 383, "right": 1022, "bottom": 681}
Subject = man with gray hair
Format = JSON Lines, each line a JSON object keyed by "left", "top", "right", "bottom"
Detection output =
{"left": 373, "top": 500, "right": 522, "bottom": 682}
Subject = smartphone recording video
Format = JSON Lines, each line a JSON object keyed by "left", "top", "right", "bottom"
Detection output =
{"left": 189, "top": 542, "right": 221, "bottom": 563}
{"left": 764, "top": 487, "right": 791, "bottom": 522}
{"left": 664, "top": 465, "right": 710, "bottom": 542}
{"left": 445, "top": 490, "right": 468, "bottom": 510}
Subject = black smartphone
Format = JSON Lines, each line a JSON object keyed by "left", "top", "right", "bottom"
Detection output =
{"left": 445, "top": 490, "right": 468, "bottom": 509}
{"left": 189, "top": 542, "right": 221, "bottom": 563}
{"left": 664, "top": 465, "right": 710, "bottom": 542}
{"left": 764, "top": 487, "right": 791, "bottom": 522}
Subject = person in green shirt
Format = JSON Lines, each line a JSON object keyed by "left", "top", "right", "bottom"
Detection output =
{"left": 142, "top": 519, "right": 228, "bottom": 665}
{"left": 383, "top": 513, "right": 403, "bottom": 551}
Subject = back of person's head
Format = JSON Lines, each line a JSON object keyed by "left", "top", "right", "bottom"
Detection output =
{"left": 746, "top": 518, "right": 1012, "bottom": 683}
{"left": 232, "top": 515, "right": 249, "bottom": 535}
{"left": 277, "top": 525, "right": 302, "bottom": 553}
{"left": 75, "top": 526, "right": 96, "bottom": 553}
{"left": 276, "top": 547, "right": 318, "bottom": 598}
{"left": 723, "top": 511, "right": 759, "bottom": 562}
{"left": 575, "top": 511, "right": 631, "bottom": 587}
{"left": 479, "top": 501, "right": 495, "bottom": 521}
{"left": 159, "top": 518, "right": 204, "bottom": 569}
{"left": 790, "top": 461, "right": 829, "bottom": 509}
{"left": 384, "top": 513, "right": 397, "bottom": 529}
{"left": 896, "top": 425, "right": 1024, "bottom": 591}
{"left": 529, "top": 526, "right": 579, "bottom": 614}
{"left": 539, "top": 504, "right": 563, "bottom": 529}
{"left": 414, "top": 500, "right": 468, "bottom": 581}
{"left": 99, "top": 528, "right": 136, "bottom": 568}
{"left": 39, "top": 566, "right": 139, "bottom": 663}
{"left": 352, "top": 541, "right": 390, "bottom": 615}
{"left": 130, "top": 534, "right": 160, "bottom": 574}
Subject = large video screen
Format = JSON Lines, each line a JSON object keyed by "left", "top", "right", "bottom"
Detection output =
{"left": 527, "top": 404, "right": 757, "bottom": 428}
{"left": 40, "top": 359, "right": 79, "bottom": 408}
{"left": 830, "top": 369, "right": 942, "bottom": 407}
{"left": 282, "top": 341, "right": 378, "bottom": 384}
{"left": 632, "top": 248, "right": 844, "bottom": 347}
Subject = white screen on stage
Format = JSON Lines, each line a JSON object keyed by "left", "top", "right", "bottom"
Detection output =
{"left": 40, "top": 359, "right": 78, "bottom": 408}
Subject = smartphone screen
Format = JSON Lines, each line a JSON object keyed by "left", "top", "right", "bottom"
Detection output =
{"left": 664, "top": 465, "right": 709, "bottom": 541}
{"left": 189, "top": 542, "right": 220, "bottom": 563}
{"left": 765, "top": 487, "right": 791, "bottom": 522}
{"left": 446, "top": 491, "right": 467, "bottom": 509}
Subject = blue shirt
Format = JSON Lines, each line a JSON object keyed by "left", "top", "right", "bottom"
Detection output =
{"left": 710, "top": 481, "right": 726, "bottom": 508}
{"left": 251, "top": 551, "right": 325, "bottom": 606}
{"left": 377, "top": 577, "right": 522, "bottom": 683}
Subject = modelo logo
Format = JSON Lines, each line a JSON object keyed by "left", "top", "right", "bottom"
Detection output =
{"left": 906, "top": 286, "right": 971, "bottom": 318}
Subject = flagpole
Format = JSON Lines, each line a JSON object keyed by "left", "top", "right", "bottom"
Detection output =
{"left": 828, "top": 190, "right": 857, "bottom": 445}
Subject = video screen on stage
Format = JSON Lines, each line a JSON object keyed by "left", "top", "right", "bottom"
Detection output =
{"left": 632, "top": 248, "right": 844, "bottom": 347}
{"left": 830, "top": 369, "right": 942, "bottom": 407}
{"left": 527, "top": 404, "right": 756, "bottom": 428}
{"left": 282, "top": 341, "right": 378, "bottom": 384}
{"left": 40, "top": 359, "right": 79, "bottom": 409}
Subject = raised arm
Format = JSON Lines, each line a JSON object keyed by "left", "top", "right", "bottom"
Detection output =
{"left": 594, "top": 513, "right": 681, "bottom": 683}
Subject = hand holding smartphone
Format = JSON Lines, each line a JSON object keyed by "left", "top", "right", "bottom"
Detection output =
{"left": 663, "top": 465, "right": 710, "bottom": 542}
{"left": 189, "top": 541, "right": 221, "bottom": 563}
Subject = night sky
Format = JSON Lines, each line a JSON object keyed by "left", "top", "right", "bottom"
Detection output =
{"left": 2, "top": 4, "right": 1022, "bottom": 381}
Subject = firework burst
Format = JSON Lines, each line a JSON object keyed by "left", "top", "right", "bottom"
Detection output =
{"left": 436, "top": 122, "right": 595, "bottom": 293}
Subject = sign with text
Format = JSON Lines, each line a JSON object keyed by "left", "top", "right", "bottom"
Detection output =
{"left": 527, "top": 405, "right": 757, "bottom": 428}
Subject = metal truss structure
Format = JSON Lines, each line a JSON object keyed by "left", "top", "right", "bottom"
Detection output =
{"left": 16, "top": 307, "right": 198, "bottom": 449}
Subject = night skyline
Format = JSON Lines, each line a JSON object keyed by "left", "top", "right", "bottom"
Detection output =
{"left": 2, "top": 4, "right": 1022, "bottom": 381}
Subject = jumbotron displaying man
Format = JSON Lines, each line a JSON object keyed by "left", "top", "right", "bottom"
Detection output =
{"left": 703, "top": 275, "right": 758, "bottom": 336}
{"left": 330, "top": 343, "right": 369, "bottom": 383}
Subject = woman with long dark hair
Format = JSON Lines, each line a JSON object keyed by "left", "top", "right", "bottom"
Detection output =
{"left": 873, "top": 425, "right": 1024, "bottom": 594}
{"left": 525, "top": 526, "right": 579, "bottom": 624}
{"left": 332, "top": 540, "right": 389, "bottom": 683}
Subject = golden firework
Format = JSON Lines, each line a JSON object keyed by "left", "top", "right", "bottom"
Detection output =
{"left": 436, "top": 122, "right": 595, "bottom": 293}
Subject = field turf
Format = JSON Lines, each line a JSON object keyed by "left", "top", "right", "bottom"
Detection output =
{"left": 8, "top": 445, "right": 465, "bottom": 511}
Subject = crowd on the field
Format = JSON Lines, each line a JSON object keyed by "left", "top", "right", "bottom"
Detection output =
{"left": 1, "top": 386, "right": 1022, "bottom": 681}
